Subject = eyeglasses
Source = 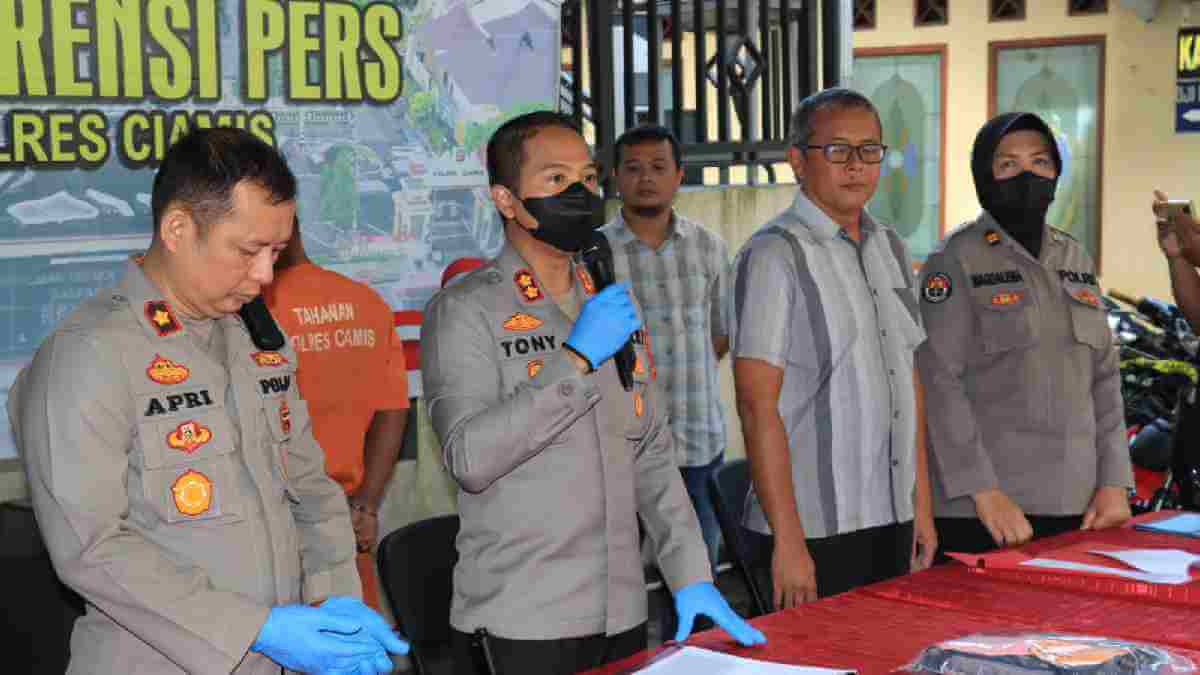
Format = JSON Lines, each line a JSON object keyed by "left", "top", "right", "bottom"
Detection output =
{"left": 802, "top": 143, "right": 889, "bottom": 164}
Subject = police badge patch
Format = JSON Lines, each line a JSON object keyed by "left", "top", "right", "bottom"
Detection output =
{"left": 922, "top": 273, "right": 953, "bottom": 304}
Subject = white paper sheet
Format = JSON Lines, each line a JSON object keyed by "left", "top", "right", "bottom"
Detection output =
{"left": 1019, "top": 557, "right": 1192, "bottom": 584}
{"left": 1088, "top": 548, "right": 1200, "bottom": 578}
{"left": 635, "top": 646, "right": 855, "bottom": 675}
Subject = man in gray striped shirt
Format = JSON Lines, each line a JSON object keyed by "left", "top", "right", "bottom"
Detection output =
{"left": 730, "top": 88, "right": 937, "bottom": 610}
{"left": 601, "top": 125, "right": 732, "bottom": 570}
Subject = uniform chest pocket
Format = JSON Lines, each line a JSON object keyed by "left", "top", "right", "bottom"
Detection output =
{"left": 137, "top": 413, "right": 244, "bottom": 526}
{"left": 973, "top": 287, "right": 1037, "bottom": 354}
{"left": 1063, "top": 283, "right": 1110, "bottom": 349}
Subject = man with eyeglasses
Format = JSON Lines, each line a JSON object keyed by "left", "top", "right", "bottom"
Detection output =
{"left": 729, "top": 88, "right": 937, "bottom": 610}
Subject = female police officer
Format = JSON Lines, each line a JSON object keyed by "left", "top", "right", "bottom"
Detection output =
{"left": 915, "top": 112, "right": 1132, "bottom": 555}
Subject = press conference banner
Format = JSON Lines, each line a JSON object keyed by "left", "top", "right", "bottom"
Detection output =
{"left": 0, "top": 0, "right": 562, "bottom": 461}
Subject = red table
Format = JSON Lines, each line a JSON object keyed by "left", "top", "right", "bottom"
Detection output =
{"left": 585, "top": 513, "right": 1200, "bottom": 674}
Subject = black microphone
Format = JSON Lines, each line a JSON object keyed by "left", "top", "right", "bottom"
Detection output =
{"left": 238, "top": 295, "right": 286, "bottom": 351}
{"left": 580, "top": 231, "right": 636, "bottom": 392}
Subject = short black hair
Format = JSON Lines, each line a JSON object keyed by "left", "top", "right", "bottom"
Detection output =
{"left": 787, "top": 87, "right": 881, "bottom": 148}
{"left": 151, "top": 127, "right": 296, "bottom": 238}
{"left": 486, "top": 111, "right": 580, "bottom": 193}
{"left": 614, "top": 125, "right": 682, "bottom": 168}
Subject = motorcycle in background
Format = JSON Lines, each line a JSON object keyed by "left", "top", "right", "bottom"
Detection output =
{"left": 1108, "top": 290, "right": 1200, "bottom": 513}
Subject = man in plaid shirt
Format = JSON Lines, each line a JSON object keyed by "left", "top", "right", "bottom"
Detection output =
{"left": 601, "top": 125, "right": 732, "bottom": 570}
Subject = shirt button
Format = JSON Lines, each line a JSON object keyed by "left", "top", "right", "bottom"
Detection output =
{"left": 893, "top": 411, "right": 900, "bottom": 419}
{"left": 892, "top": 459, "right": 900, "bottom": 467}
{"left": 872, "top": 289, "right": 878, "bottom": 296}
{"left": 889, "top": 369, "right": 895, "bottom": 376}
{"left": 880, "top": 329, "right": 888, "bottom": 337}
{"left": 559, "top": 381, "right": 576, "bottom": 397}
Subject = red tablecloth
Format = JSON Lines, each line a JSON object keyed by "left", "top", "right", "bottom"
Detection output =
{"left": 585, "top": 512, "right": 1200, "bottom": 675}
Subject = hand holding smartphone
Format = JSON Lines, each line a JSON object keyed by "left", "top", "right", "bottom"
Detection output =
{"left": 1156, "top": 197, "right": 1197, "bottom": 225}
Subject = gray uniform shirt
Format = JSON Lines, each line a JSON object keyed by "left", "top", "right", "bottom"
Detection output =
{"left": 729, "top": 191, "right": 925, "bottom": 540}
{"left": 8, "top": 260, "right": 360, "bottom": 675}
{"left": 421, "top": 242, "right": 711, "bottom": 640}
{"left": 916, "top": 213, "right": 1132, "bottom": 518}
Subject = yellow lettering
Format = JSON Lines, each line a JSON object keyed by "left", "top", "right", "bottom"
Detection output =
{"left": 77, "top": 112, "right": 109, "bottom": 164}
{"left": 147, "top": 0, "right": 193, "bottom": 100}
{"left": 1184, "top": 35, "right": 1198, "bottom": 73}
{"left": 51, "top": 0, "right": 92, "bottom": 97}
{"left": 168, "top": 112, "right": 192, "bottom": 146}
{"left": 324, "top": 2, "right": 362, "bottom": 100}
{"left": 0, "top": 0, "right": 47, "bottom": 97}
{"left": 243, "top": 0, "right": 286, "bottom": 101}
{"left": 47, "top": 112, "right": 76, "bottom": 162}
{"left": 95, "top": 0, "right": 144, "bottom": 98}
{"left": 195, "top": 0, "right": 219, "bottom": 99}
{"left": 250, "top": 112, "right": 276, "bottom": 146}
{"left": 13, "top": 113, "right": 48, "bottom": 163}
{"left": 120, "top": 112, "right": 152, "bottom": 164}
{"left": 288, "top": 1, "right": 322, "bottom": 100}
{"left": 363, "top": 4, "right": 403, "bottom": 102}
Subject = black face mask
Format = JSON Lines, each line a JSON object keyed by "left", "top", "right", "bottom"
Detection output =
{"left": 979, "top": 170, "right": 1057, "bottom": 238}
{"left": 971, "top": 113, "right": 1062, "bottom": 258}
{"left": 520, "top": 182, "right": 605, "bottom": 253}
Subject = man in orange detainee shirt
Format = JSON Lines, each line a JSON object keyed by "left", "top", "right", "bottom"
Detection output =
{"left": 265, "top": 217, "right": 410, "bottom": 610}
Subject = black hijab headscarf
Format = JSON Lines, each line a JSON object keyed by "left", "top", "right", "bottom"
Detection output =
{"left": 971, "top": 112, "right": 1063, "bottom": 258}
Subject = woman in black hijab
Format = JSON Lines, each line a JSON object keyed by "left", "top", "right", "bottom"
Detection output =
{"left": 915, "top": 112, "right": 1132, "bottom": 558}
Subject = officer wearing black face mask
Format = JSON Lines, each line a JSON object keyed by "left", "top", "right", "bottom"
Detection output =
{"left": 420, "top": 111, "right": 761, "bottom": 675}
{"left": 915, "top": 112, "right": 1132, "bottom": 559}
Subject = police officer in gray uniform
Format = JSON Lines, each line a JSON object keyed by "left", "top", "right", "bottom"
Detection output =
{"left": 916, "top": 112, "right": 1132, "bottom": 555}
{"left": 421, "top": 111, "right": 764, "bottom": 675}
{"left": 9, "top": 128, "right": 408, "bottom": 675}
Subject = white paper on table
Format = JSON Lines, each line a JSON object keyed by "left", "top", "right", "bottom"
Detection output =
{"left": 1019, "top": 557, "right": 1192, "bottom": 584}
{"left": 635, "top": 646, "right": 855, "bottom": 675}
{"left": 1087, "top": 548, "right": 1200, "bottom": 578}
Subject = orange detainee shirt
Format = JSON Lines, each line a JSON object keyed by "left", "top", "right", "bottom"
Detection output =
{"left": 265, "top": 263, "right": 409, "bottom": 495}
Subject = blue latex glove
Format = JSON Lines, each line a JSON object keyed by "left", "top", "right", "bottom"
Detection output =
{"left": 250, "top": 604, "right": 389, "bottom": 674}
{"left": 565, "top": 283, "right": 641, "bottom": 369}
{"left": 321, "top": 596, "right": 411, "bottom": 657}
{"left": 673, "top": 581, "right": 767, "bottom": 646}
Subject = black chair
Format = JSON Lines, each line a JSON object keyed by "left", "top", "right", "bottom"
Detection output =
{"left": 378, "top": 513, "right": 479, "bottom": 675}
{"left": 707, "top": 459, "right": 770, "bottom": 617}
{"left": 0, "top": 499, "right": 85, "bottom": 674}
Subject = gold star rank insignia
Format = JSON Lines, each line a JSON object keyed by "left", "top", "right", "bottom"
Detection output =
{"left": 514, "top": 269, "right": 543, "bottom": 302}
{"left": 144, "top": 301, "right": 181, "bottom": 337}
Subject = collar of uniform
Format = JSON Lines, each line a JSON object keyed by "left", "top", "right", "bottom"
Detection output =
{"left": 975, "top": 210, "right": 1062, "bottom": 258}
{"left": 496, "top": 242, "right": 550, "bottom": 305}
{"left": 603, "top": 208, "right": 695, "bottom": 245}
{"left": 787, "top": 189, "right": 878, "bottom": 242}
{"left": 117, "top": 257, "right": 192, "bottom": 341}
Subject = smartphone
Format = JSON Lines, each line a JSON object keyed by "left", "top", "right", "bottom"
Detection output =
{"left": 1157, "top": 198, "right": 1196, "bottom": 224}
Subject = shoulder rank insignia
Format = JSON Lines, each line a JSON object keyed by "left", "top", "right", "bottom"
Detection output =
{"left": 576, "top": 266, "right": 597, "bottom": 295}
{"left": 172, "top": 469, "right": 213, "bottom": 516}
{"left": 167, "top": 420, "right": 212, "bottom": 454}
{"left": 279, "top": 400, "right": 292, "bottom": 435}
{"left": 503, "top": 312, "right": 544, "bottom": 332}
{"left": 514, "top": 269, "right": 543, "bottom": 302}
{"left": 144, "top": 301, "right": 181, "bottom": 337}
{"left": 991, "top": 291, "right": 1024, "bottom": 306}
{"left": 984, "top": 229, "right": 1001, "bottom": 246}
{"left": 527, "top": 359, "right": 544, "bottom": 378}
{"left": 922, "top": 273, "right": 953, "bottom": 304}
{"left": 251, "top": 351, "right": 289, "bottom": 367}
{"left": 147, "top": 354, "right": 190, "bottom": 385}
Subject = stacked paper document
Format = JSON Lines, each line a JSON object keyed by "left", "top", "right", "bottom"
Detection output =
{"left": 634, "top": 646, "right": 855, "bottom": 674}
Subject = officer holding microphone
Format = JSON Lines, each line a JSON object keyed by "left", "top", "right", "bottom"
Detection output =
{"left": 421, "top": 111, "right": 763, "bottom": 675}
